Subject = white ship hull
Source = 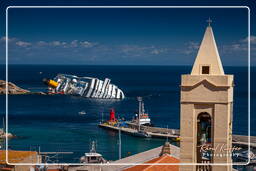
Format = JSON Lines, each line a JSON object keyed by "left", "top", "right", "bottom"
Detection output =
{"left": 50, "top": 74, "right": 125, "bottom": 99}
{"left": 139, "top": 118, "right": 151, "bottom": 125}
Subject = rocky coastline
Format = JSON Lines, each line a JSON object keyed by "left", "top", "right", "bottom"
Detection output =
{"left": 0, "top": 80, "right": 46, "bottom": 95}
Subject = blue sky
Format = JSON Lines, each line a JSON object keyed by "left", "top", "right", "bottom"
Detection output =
{"left": 0, "top": 1, "right": 255, "bottom": 66}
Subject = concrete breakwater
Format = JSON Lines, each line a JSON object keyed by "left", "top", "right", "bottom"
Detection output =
{"left": 126, "top": 121, "right": 180, "bottom": 135}
{"left": 99, "top": 122, "right": 179, "bottom": 140}
{"left": 99, "top": 121, "right": 256, "bottom": 148}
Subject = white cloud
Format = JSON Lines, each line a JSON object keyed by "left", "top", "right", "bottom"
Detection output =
{"left": 36, "top": 41, "right": 48, "bottom": 46}
{"left": 80, "top": 41, "right": 95, "bottom": 48}
{"left": 35, "top": 39, "right": 94, "bottom": 48}
{"left": 71, "top": 40, "right": 78, "bottom": 47}
{"left": 231, "top": 44, "right": 242, "bottom": 50}
{"left": 16, "top": 41, "right": 31, "bottom": 47}
{"left": 0, "top": 36, "right": 17, "bottom": 43}
{"left": 183, "top": 41, "right": 199, "bottom": 55}
{"left": 1, "top": 36, "right": 254, "bottom": 65}
{"left": 221, "top": 36, "right": 253, "bottom": 54}
{"left": 51, "top": 41, "right": 61, "bottom": 46}
{"left": 151, "top": 49, "right": 160, "bottom": 55}
{"left": 183, "top": 36, "right": 255, "bottom": 56}
{"left": 251, "top": 36, "right": 256, "bottom": 44}
{"left": 241, "top": 35, "right": 256, "bottom": 44}
{"left": 150, "top": 48, "right": 167, "bottom": 55}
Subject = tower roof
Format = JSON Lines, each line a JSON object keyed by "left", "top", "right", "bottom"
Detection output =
{"left": 191, "top": 25, "right": 224, "bottom": 75}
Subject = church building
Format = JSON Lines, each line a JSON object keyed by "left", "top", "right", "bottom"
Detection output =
{"left": 179, "top": 20, "right": 234, "bottom": 171}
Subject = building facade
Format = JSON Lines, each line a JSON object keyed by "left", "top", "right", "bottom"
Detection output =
{"left": 179, "top": 23, "right": 234, "bottom": 171}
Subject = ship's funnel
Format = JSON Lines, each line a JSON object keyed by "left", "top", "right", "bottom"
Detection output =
{"left": 43, "top": 78, "right": 58, "bottom": 88}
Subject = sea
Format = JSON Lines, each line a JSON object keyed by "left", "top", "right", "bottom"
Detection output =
{"left": 0, "top": 65, "right": 255, "bottom": 164}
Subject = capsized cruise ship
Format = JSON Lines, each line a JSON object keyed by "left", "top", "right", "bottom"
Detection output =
{"left": 43, "top": 74, "right": 125, "bottom": 99}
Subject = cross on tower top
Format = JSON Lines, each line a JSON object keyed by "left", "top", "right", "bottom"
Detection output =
{"left": 206, "top": 17, "right": 212, "bottom": 26}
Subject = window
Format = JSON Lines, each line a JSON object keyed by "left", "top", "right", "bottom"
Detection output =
{"left": 91, "top": 156, "right": 97, "bottom": 160}
{"left": 202, "top": 66, "right": 210, "bottom": 74}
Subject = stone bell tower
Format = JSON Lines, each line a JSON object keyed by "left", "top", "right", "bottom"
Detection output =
{"left": 179, "top": 20, "right": 234, "bottom": 171}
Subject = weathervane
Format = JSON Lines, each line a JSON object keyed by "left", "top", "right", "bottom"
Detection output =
{"left": 206, "top": 17, "right": 212, "bottom": 26}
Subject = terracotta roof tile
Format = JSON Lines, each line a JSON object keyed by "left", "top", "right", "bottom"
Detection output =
{"left": 123, "top": 154, "right": 179, "bottom": 171}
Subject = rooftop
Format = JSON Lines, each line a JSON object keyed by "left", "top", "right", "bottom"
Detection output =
{"left": 0, "top": 150, "right": 38, "bottom": 164}
{"left": 123, "top": 154, "right": 179, "bottom": 171}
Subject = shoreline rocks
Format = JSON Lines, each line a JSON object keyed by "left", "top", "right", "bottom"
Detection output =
{"left": 0, "top": 80, "right": 46, "bottom": 95}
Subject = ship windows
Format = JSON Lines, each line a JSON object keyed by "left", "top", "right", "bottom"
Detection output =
{"left": 201, "top": 66, "right": 210, "bottom": 74}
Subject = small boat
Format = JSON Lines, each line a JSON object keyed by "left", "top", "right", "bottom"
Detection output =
{"left": 0, "top": 118, "right": 14, "bottom": 139}
{"left": 133, "top": 131, "right": 151, "bottom": 138}
{"left": 132, "top": 97, "right": 152, "bottom": 138}
{"left": 78, "top": 111, "right": 86, "bottom": 115}
{"left": 80, "top": 141, "right": 106, "bottom": 163}
{"left": 175, "top": 137, "right": 181, "bottom": 141}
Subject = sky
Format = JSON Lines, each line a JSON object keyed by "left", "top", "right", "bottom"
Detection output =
{"left": 0, "top": 1, "right": 255, "bottom": 66}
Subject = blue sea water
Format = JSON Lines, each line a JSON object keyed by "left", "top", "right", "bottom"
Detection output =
{"left": 0, "top": 65, "right": 254, "bottom": 163}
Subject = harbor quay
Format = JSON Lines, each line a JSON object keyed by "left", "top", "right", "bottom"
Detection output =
{"left": 98, "top": 121, "right": 256, "bottom": 148}
{"left": 98, "top": 122, "right": 179, "bottom": 140}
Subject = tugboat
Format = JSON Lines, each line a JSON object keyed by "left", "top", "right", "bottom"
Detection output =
{"left": 133, "top": 130, "right": 151, "bottom": 138}
{"left": 132, "top": 97, "right": 152, "bottom": 126}
{"left": 80, "top": 141, "right": 106, "bottom": 163}
{"left": 133, "top": 97, "right": 151, "bottom": 138}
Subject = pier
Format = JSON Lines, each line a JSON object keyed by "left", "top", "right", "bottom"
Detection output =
{"left": 98, "top": 122, "right": 179, "bottom": 139}
{"left": 98, "top": 122, "right": 256, "bottom": 148}
{"left": 232, "top": 134, "right": 256, "bottom": 148}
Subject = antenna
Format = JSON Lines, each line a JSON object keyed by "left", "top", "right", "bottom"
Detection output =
{"left": 118, "top": 115, "right": 122, "bottom": 159}
{"left": 166, "top": 125, "right": 169, "bottom": 142}
{"left": 137, "top": 97, "right": 142, "bottom": 131}
{"left": 142, "top": 101, "right": 145, "bottom": 114}
{"left": 38, "top": 146, "right": 41, "bottom": 163}
{"left": 101, "top": 112, "right": 104, "bottom": 123}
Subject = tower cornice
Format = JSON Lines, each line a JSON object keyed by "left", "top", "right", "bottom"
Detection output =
{"left": 181, "top": 74, "right": 234, "bottom": 88}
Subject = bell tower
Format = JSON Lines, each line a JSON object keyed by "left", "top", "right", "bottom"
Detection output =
{"left": 179, "top": 20, "right": 234, "bottom": 171}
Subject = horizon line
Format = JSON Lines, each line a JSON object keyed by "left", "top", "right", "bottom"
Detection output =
{"left": 0, "top": 64, "right": 253, "bottom": 67}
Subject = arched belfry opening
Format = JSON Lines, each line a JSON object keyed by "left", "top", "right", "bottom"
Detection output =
{"left": 196, "top": 112, "right": 213, "bottom": 171}
{"left": 197, "top": 112, "right": 212, "bottom": 150}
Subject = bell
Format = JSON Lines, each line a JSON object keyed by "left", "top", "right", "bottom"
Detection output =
{"left": 200, "top": 133, "right": 207, "bottom": 145}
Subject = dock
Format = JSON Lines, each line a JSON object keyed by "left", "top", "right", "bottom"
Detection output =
{"left": 232, "top": 134, "right": 256, "bottom": 148}
{"left": 98, "top": 122, "right": 256, "bottom": 148}
{"left": 98, "top": 123, "right": 179, "bottom": 139}
{"left": 99, "top": 123, "right": 179, "bottom": 139}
